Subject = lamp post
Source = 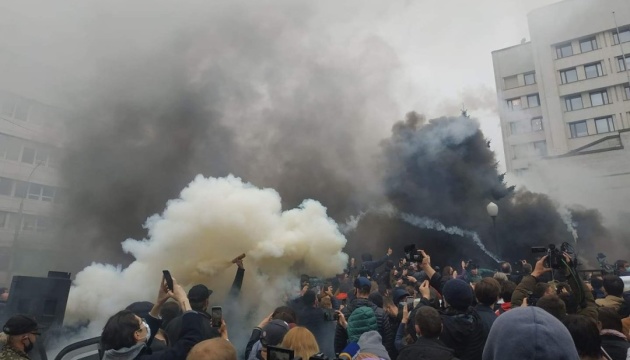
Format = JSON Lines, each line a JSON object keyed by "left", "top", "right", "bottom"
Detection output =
{"left": 486, "top": 202, "right": 499, "bottom": 256}
{"left": 8, "top": 161, "right": 44, "bottom": 278}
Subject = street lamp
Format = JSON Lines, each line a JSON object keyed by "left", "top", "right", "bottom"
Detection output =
{"left": 486, "top": 202, "right": 499, "bottom": 255}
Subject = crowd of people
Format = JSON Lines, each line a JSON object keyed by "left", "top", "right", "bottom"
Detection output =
{"left": 1, "top": 249, "right": 630, "bottom": 360}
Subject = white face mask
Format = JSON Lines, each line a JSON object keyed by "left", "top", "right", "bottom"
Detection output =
{"left": 142, "top": 320, "right": 151, "bottom": 342}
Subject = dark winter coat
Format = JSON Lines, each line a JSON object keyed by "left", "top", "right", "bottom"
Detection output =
{"left": 600, "top": 331, "right": 630, "bottom": 360}
{"left": 334, "top": 298, "right": 394, "bottom": 358}
{"left": 397, "top": 337, "right": 458, "bottom": 360}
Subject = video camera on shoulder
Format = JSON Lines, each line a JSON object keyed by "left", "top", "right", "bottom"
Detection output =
{"left": 404, "top": 245, "right": 424, "bottom": 262}
{"left": 531, "top": 243, "right": 572, "bottom": 269}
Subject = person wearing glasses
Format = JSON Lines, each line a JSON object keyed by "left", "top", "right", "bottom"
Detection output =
{"left": 100, "top": 275, "right": 207, "bottom": 360}
{"left": 0, "top": 314, "right": 41, "bottom": 359}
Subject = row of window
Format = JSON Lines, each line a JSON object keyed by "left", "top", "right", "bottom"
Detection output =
{"left": 0, "top": 133, "right": 61, "bottom": 168}
{"left": 0, "top": 92, "right": 69, "bottom": 130}
{"left": 506, "top": 94, "right": 540, "bottom": 110}
{"left": 0, "top": 177, "right": 65, "bottom": 204}
{"left": 510, "top": 117, "right": 543, "bottom": 135}
{"left": 555, "top": 27, "right": 630, "bottom": 60}
{"left": 512, "top": 141, "right": 547, "bottom": 159}
{"left": 0, "top": 95, "right": 30, "bottom": 121}
{"left": 503, "top": 72, "right": 536, "bottom": 90}
{"left": 569, "top": 115, "right": 616, "bottom": 138}
{"left": 0, "top": 211, "right": 58, "bottom": 233}
{"left": 565, "top": 90, "right": 610, "bottom": 111}
{"left": 560, "top": 57, "right": 630, "bottom": 85}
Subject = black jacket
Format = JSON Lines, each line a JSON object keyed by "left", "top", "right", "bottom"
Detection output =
{"left": 397, "top": 337, "right": 458, "bottom": 360}
{"left": 600, "top": 333, "right": 630, "bottom": 360}
{"left": 474, "top": 304, "right": 496, "bottom": 337}
{"left": 334, "top": 298, "right": 394, "bottom": 358}
{"left": 164, "top": 310, "right": 220, "bottom": 345}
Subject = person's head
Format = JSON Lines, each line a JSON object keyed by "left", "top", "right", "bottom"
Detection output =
{"left": 354, "top": 277, "right": 372, "bottom": 297}
{"left": 2, "top": 315, "right": 40, "bottom": 354}
{"left": 188, "top": 284, "right": 212, "bottom": 312}
{"left": 0, "top": 287, "right": 8, "bottom": 302}
{"left": 614, "top": 260, "right": 629, "bottom": 272}
{"left": 356, "top": 331, "right": 390, "bottom": 360}
{"left": 590, "top": 276, "right": 603, "bottom": 290}
{"left": 597, "top": 307, "right": 622, "bottom": 332}
{"left": 470, "top": 263, "right": 479, "bottom": 276}
{"left": 392, "top": 288, "right": 410, "bottom": 306}
{"left": 187, "top": 338, "right": 236, "bottom": 360}
{"left": 474, "top": 277, "right": 500, "bottom": 306}
{"left": 533, "top": 283, "right": 553, "bottom": 298}
{"left": 159, "top": 301, "right": 183, "bottom": 329}
{"left": 442, "top": 266, "right": 454, "bottom": 278}
{"left": 562, "top": 315, "right": 602, "bottom": 359}
{"left": 500, "top": 262, "right": 512, "bottom": 274}
{"left": 414, "top": 306, "right": 442, "bottom": 338}
{"left": 320, "top": 296, "right": 332, "bottom": 309}
{"left": 125, "top": 301, "right": 153, "bottom": 321}
{"left": 382, "top": 297, "right": 397, "bottom": 317}
{"left": 536, "top": 294, "right": 567, "bottom": 320}
{"left": 280, "top": 327, "right": 319, "bottom": 360}
{"left": 493, "top": 272, "right": 508, "bottom": 282}
{"left": 368, "top": 292, "right": 383, "bottom": 308}
{"left": 101, "top": 310, "right": 150, "bottom": 351}
{"left": 442, "top": 279, "right": 473, "bottom": 311}
{"left": 522, "top": 263, "right": 532, "bottom": 275}
{"left": 260, "top": 319, "right": 290, "bottom": 360}
{"left": 271, "top": 306, "right": 297, "bottom": 324}
{"left": 602, "top": 275, "right": 624, "bottom": 297}
{"left": 302, "top": 290, "right": 317, "bottom": 308}
{"left": 483, "top": 307, "right": 578, "bottom": 360}
{"left": 500, "top": 281, "right": 517, "bottom": 303}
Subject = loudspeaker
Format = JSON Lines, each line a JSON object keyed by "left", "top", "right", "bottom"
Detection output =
{"left": 1, "top": 275, "right": 71, "bottom": 329}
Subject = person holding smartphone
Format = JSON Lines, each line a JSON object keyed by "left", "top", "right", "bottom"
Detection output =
{"left": 100, "top": 274, "right": 205, "bottom": 360}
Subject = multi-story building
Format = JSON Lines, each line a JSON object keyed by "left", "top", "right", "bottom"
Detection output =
{"left": 0, "top": 90, "right": 68, "bottom": 285}
{"left": 491, "top": 0, "right": 630, "bottom": 218}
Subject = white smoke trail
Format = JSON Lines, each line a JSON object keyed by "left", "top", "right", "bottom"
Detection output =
{"left": 342, "top": 205, "right": 500, "bottom": 262}
{"left": 65, "top": 175, "right": 348, "bottom": 333}
{"left": 558, "top": 206, "right": 578, "bottom": 243}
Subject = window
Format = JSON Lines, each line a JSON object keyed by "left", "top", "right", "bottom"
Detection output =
{"left": 524, "top": 72, "right": 536, "bottom": 85}
{"left": 0, "top": 178, "right": 13, "bottom": 196}
{"left": 512, "top": 144, "right": 529, "bottom": 159}
{"left": 13, "top": 100, "right": 29, "bottom": 121}
{"left": 13, "top": 181, "right": 28, "bottom": 198}
{"left": 41, "top": 186, "right": 55, "bottom": 202}
{"left": 27, "top": 184, "right": 42, "bottom": 200}
{"left": 21, "top": 147, "right": 35, "bottom": 164}
{"left": 0, "top": 211, "right": 8, "bottom": 228}
{"left": 507, "top": 98, "right": 521, "bottom": 110}
{"left": 560, "top": 68, "right": 578, "bottom": 84}
{"left": 565, "top": 95, "right": 583, "bottom": 111}
{"left": 625, "top": 85, "right": 630, "bottom": 100}
{"left": 533, "top": 141, "right": 547, "bottom": 156}
{"left": 590, "top": 90, "right": 609, "bottom": 106}
{"left": 618, "top": 56, "right": 630, "bottom": 71}
{"left": 504, "top": 75, "right": 519, "bottom": 89}
{"left": 531, "top": 117, "right": 543, "bottom": 132}
{"left": 613, "top": 27, "right": 630, "bottom": 45}
{"left": 34, "top": 148, "right": 49, "bottom": 165}
{"left": 569, "top": 121, "right": 588, "bottom": 138}
{"left": 510, "top": 122, "right": 519, "bottom": 135}
{"left": 556, "top": 43, "right": 573, "bottom": 58}
{"left": 594, "top": 116, "right": 615, "bottom": 134}
{"left": 527, "top": 94, "right": 540, "bottom": 107}
{"left": 579, "top": 37, "right": 597, "bottom": 52}
{"left": 0, "top": 96, "right": 15, "bottom": 117}
{"left": 584, "top": 62, "right": 603, "bottom": 79}
{"left": 21, "top": 215, "right": 36, "bottom": 231}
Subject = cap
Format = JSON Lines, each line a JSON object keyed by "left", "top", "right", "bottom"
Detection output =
{"left": 3, "top": 315, "right": 39, "bottom": 335}
{"left": 392, "top": 288, "right": 410, "bottom": 304}
{"left": 354, "top": 277, "right": 371, "bottom": 289}
{"left": 188, "top": 284, "right": 213, "bottom": 302}
{"left": 260, "top": 319, "right": 290, "bottom": 347}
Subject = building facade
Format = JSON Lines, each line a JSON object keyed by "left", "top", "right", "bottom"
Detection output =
{"left": 492, "top": 0, "right": 630, "bottom": 175}
{"left": 0, "top": 91, "right": 68, "bottom": 285}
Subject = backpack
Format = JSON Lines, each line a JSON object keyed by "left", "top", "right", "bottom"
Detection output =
{"left": 346, "top": 306, "right": 378, "bottom": 343}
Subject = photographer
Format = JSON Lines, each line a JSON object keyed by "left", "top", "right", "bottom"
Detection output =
{"left": 511, "top": 254, "right": 597, "bottom": 322}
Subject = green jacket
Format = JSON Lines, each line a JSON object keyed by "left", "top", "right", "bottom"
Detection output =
{"left": 347, "top": 306, "right": 378, "bottom": 342}
{"left": 0, "top": 345, "right": 29, "bottom": 360}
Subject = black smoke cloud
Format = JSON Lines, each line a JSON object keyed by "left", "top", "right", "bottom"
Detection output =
{"left": 346, "top": 112, "right": 610, "bottom": 266}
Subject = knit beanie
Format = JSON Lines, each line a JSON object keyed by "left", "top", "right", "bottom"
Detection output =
{"left": 442, "top": 279, "right": 473, "bottom": 310}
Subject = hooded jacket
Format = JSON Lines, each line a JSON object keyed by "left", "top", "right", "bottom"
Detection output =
{"left": 600, "top": 329, "right": 630, "bottom": 360}
{"left": 102, "top": 312, "right": 204, "bottom": 360}
{"left": 596, "top": 295, "right": 625, "bottom": 312}
{"left": 334, "top": 298, "right": 394, "bottom": 358}
{"left": 482, "top": 307, "right": 579, "bottom": 360}
{"left": 397, "top": 337, "right": 458, "bottom": 360}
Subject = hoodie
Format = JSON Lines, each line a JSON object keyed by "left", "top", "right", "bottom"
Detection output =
{"left": 102, "top": 343, "right": 146, "bottom": 360}
{"left": 482, "top": 307, "right": 579, "bottom": 360}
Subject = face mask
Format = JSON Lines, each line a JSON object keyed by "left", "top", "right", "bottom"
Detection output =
{"left": 626, "top": 267, "right": 630, "bottom": 272}
{"left": 23, "top": 338, "right": 34, "bottom": 353}
{"left": 142, "top": 321, "right": 151, "bottom": 342}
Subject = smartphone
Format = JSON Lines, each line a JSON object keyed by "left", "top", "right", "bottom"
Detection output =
{"left": 162, "top": 270, "right": 174, "bottom": 291}
{"left": 211, "top": 306, "right": 222, "bottom": 327}
{"left": 267, "top": 345, "right": 294, "bottom": 360}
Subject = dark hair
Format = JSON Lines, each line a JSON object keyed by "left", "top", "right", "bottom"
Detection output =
{"left": 160, "top": 301, "right": 182, "bottom": 329}
{"left": 0, "top": 287, "right": 8, "bottom": 294}
{"left": 442, "top": 266, "right": 454, "bottom": 277}
{"left": 533, "top": 283, "right": 551, "bottom": 298}
{"left": 602, "top": 275, "right": 624, "bottom": 297}
{"left": 537, "top": 294, "right": 566, "bottom": 320}
{"left": 522, "top": 263, "right": 532, "bottom": 274}
{"left": 474, "top": 278, "right": 500, "bottom": 306}
{"left": 101, "top": 310, "right": 140, "bottom": 351}
{"left": 500, "top": 281, "right": 517, "bottom": 302}
{"left": 590, "top": 276, "right": 603, "bottom": 289}
{"left": 614, "top": 260, "right": 628, "bottom": 270}
{"left": 190, "top": 299, "right": 207, "bottom": 312}
{"left": 562, "top": 315, "right": 602, "bottom": 358}
{"left": 500, "top": 262, "right": 512, "bottom": 274}
{"left": 302, "top": 290, "right": 317, "bottom": 307}
{"left": 597, "top": 307, "right": 622, "bottom": 332}
{"left": 272, "top": 306, "right": 297, "bottom": 324}
{"left": 414, "top": 306, "right": 441, "bottom": 338}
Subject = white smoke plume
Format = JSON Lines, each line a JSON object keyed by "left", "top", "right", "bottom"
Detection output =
{"left": 65, "top": 175, "right": 348, "bottom": 331}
